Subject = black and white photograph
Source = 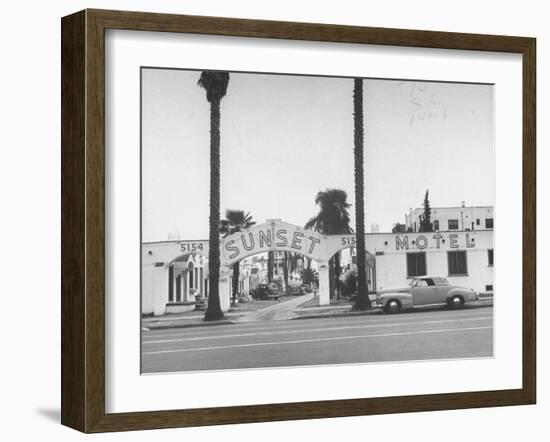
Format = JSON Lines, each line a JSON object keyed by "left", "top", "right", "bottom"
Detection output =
{"left": 140, "top": 68, "right": 494, "bottom": 374}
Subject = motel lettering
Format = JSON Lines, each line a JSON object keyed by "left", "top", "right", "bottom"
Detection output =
{"left": 395, "top": 233, "right": 477, "bottom": 250}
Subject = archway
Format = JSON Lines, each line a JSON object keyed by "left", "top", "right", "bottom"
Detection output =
{"left": 328, "top": 247, "right": 376, "bottom": 300}
{"left": 219, "top": 220, "right": 331, "bottom": 306}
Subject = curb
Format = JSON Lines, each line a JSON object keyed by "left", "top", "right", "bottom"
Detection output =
{"left": 143, "top": 319, "right": 237, "bottom": 331}
{"left": 292, "top": 309, "right": 381, "bottom": 320}
{"left": 293, "top": 301, "right": 494, "bottom": 321}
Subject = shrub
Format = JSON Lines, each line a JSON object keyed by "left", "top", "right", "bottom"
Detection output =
{"left": 342, "top": 269, "right": 357, "bottom": 298}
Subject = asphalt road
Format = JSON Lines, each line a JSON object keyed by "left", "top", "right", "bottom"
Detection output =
{"left": 141, "top": 306, "right": 493, "bottom": 373}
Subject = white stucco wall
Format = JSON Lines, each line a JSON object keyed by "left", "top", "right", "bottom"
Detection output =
{"left": 369, "top": 230, "right": 494, "bottom": 293}
{"left": 141, "top": 265, "right": 155, "bottom": 314}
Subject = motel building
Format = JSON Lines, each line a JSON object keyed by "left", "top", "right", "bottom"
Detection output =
{"left": 142, "top": 208, "right": 494, "bottom": 316}
{"left": 405, "top": 204, "right": 494, "bottom": 232}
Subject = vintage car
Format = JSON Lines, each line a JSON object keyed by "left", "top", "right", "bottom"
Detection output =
{"left": 252, "top": 283, "right": 280, "bottom": 301}
{"left": 287, "top": 283, "right": 304, "bottom": 296}
{"left": 373, "top": 275, "right": 478, "bottom": 313}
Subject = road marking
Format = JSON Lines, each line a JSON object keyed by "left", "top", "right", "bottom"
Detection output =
{"left": 142, "top": 326, "right": 492, "bottom": 355}
{"left": 143, "top": 316, "right": 492, "bottom": 344}
{"left": 143, "top": 310, "right": 493, "bottom": 339}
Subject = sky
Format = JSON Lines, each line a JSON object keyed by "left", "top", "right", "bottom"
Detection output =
{"left": 141, "top": 68, "right": 494, "bottom": 242}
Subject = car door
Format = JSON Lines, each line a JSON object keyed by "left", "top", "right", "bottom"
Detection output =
{"left": 412, "top": 279, "right": 439, "bottom": 306}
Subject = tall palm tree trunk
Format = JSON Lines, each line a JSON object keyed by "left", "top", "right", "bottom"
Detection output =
{"left": 283, "top": 252, "right": 289, "bottom": 291}
{"left": 267, "top": 251, "right": 274, "bottom": 283}
{"left": 205, "top": 99, "right": 224, "bottom": 321}
{"left": 231, "top": 261, "right": 240, "bottom": 305}
{"left": 352, "top": 78, "right": 371, "bottom": 310}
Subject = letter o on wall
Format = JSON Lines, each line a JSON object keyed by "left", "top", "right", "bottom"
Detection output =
{"left": 416, "top": 235, "right": 428, "bottom": 250}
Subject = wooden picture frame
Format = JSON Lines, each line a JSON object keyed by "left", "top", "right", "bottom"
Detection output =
{"left": 61, "top": 9, "right": 536, "bottom": 433}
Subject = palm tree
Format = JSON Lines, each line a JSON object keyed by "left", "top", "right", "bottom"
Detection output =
{"left": 352, "top": 78, "right": 370, "bottom": 310}
{"left": 301, "top": 268, "right": 317, "bottom": 287}
{"left": 267, "top": 251, "right": 274, "bottom": 283}
{"left": 220, "top": 210, "right": 256, "bottom": 305}
{"left": 198, "top": 71, "right": 230, "bottom": 321}
{"left": 305, "top": 189, "right": 353, "bottom": 299}
{"left": 282, "top": 251, "right": 290, "bottom": 291}
{"left": 288, "top": 253, "right": 299, "bottom": 282}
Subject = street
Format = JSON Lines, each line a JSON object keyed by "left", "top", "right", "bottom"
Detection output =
{"left": 141, "top": 306, "right": 493, "bottom": 373}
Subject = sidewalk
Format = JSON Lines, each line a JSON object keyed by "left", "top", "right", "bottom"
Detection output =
{"left": 142, "top": 313, "right": 238, "bottom": 330}
{"left": 142, "top": 293, "right": 315, "bottom": 330}
{"left": 234, "top": 293, "right": 315, "bottom": 323}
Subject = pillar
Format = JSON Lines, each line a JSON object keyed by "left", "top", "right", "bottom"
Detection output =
{"left": 317, "top": 261, "right": 330, "bottom": 306}
{"left": 218, "top": 265, "right": 231, "bottom": 312}
{"left": 141, "top": 265, "right": 155, "bottom": 314}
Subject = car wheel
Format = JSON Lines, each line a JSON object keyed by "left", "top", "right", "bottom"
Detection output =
{"left": 384, "top": 299, "right": 401, "bottom": 314}
{"left": 450, "top": 295, "right": 464, "bottom": 309}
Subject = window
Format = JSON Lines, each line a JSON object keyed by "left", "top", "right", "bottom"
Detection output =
{"left": 485, "top": 218, "right": 494, "bottom": 228}
{"left": 433, "top": 220, "right": 439, "bottom": 230}
{"left": 448, "top": 219, "right": 459, "bottom": 230}
{"left": 485, "top": 284, "right": 493, "bottom": 292}
{"left": 476, "top": 218, "right": 480, "bottom": 225}
{"left": 448, "top": 251, "right": 468, "bottom": 275}
{"left": 488, "top": 249, "right": 494, "bottom": 266}
{"left": 407, "top": 252, "right": 426, "bottom": 277}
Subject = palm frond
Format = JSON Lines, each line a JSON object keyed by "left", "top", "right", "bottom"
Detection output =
{"left": 220, "top": 209, "right": 256, "bottom": 238}
{"left": 197, "top": 71, "right": 230, "bottom": 103}
{"left": 305, "top": 188, "right": 353, "bottom": 235}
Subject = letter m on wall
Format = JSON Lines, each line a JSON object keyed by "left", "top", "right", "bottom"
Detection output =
{"left": 396, "top": 236, "right": 409, "bottom": 250}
